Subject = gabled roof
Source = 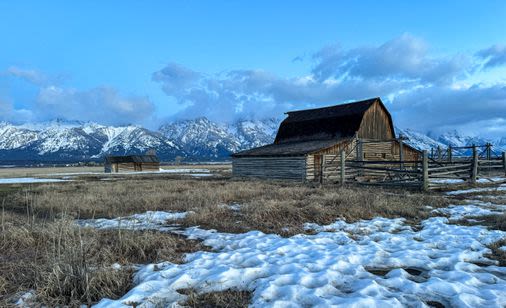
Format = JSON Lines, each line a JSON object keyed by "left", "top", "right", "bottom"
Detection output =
{"left": 232, "top": 97, "right": 398, "bottom": 157}
{"left": 231, "top": 138, "right": 350, "bottom": 157}
{"left": 105, "top": 155, "right": 160, "bottom": 164}
{"left": 274, "top": 97, "right": 393, "bottom": 143}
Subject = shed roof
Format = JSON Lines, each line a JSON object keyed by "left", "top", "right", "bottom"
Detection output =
{"left": 274, "top": 97, "right": 393, "bottom": 143}
{"left": 231, "top": 138, "right": 349, "bottom": 157}
{"left": 105, "top": 155, "right": 160, "bottom": 164}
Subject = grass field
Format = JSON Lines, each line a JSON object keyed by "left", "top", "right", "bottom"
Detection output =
{"left": 0, "top": 166, "right": 505, "bottom": 307}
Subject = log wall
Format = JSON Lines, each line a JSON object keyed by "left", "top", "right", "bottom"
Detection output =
{"left": 111, "top": 162, "right": 160, "bottom": 172}
{"left": 232, "top": 156, "right": 307, "bottom": 180}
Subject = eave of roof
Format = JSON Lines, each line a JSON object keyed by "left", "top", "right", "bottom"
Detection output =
{"left": 231, "top": 138, "right": 350, "bottom": 157}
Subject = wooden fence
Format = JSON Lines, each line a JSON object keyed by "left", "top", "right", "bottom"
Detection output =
{"left": 322, "top": 146, "right": 506, "bottom": 191}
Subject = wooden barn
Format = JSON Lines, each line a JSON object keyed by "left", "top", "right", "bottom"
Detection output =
{"left": 231, "top": 97, "right": 421, "bottom": 182}
{"left": 104, "top": 155, "right": 160, "bottom": 173}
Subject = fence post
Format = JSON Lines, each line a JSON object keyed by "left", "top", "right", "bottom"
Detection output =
{"left": 502, "top": 152, "right": 506, "bottom": 176}
{"left": 422, "top": 150, "right": 429, "bottom": 191}
{"left": 471, "top": 145, "right": 478, "bottom": 184}
{"left": 447, "top": 146, "right": 452, "bottom": 163}
{"left": 340, "top": 150, "right": 346, "bottom": 185}
{"left": 399, "top": 137, "right": 404, "bottom": 170}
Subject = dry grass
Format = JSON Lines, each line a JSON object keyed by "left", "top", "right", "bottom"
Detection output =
{"left": 487, "top": 239, "right": 506, "bottom": 267}
{"left": 0, "top": 177, "right": 449, "bottom": 305}
{"left": 179, "top": 289, "right": 251, "bottom": 308}
{"left": 453, "top": 213, "right": 506, "bottom": 231}
{"left": 2, "top": 179, "right": 448, "bottom": 235}
{"left": 0, "top": 210, "right": 205, "bottom": 306}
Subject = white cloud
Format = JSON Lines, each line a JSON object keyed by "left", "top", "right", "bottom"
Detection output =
{"left": 6, "top": 66, "right": 52, "bottom": 86}
{"left": 35, "top": 86, "right": 155, "bottom": 125}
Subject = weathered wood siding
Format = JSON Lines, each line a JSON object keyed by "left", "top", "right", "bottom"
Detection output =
{"left": 307, "top": 139, "right": 357, "bottom": 181}
{"left": 232, "top": 156, "right": 307, "bottom": 180}
{"left": 362, "top": 141, "right": 420, "bottom": 161}
{"left": 357, "top": 101, "right": 394, "bottom": 139}
{"left": 111, "top": 162, "right": 160, "bottom": 173}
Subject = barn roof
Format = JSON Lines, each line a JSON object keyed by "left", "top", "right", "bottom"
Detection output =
{"left": 232, "top": 97, "right": 398, "bottom": 157}
{"left": 274, "top": 97, "right": 394, "bottom": 144}
{"left": 105, "top": 155, "right": 160, "bottom": 164}
{"left": 231, "top": 138, "right": 350, "bottom": 157}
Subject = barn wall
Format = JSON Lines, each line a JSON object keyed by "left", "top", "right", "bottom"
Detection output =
{"left": 232, "top": 156, "right": 306, "bottom": 181}
{"left": 307, "top": 140, "right": 357, "bottom": 181}
{"left": 139, "top": 163, "right": 160, "bottom": 171}
{"left": 357, "top": 101, "right": 394, "bottom": 140}
{"left": 114, "top": 162, "right": 160, "bottom": 172}
{"left": 362, "top": 141, "right": 420, "bottom": 162}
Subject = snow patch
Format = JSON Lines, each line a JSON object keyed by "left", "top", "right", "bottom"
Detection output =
{"left": 92, "top": 216, "right": 506, "bottom": 307}
{"left": 446, "top": 184, "right": 506, "bottom": 195}
{"left": 0, "top": 177, "right": 68, "bottom": 184}
{"left": 77, "top": 211, "right": 190, "bottom": 231}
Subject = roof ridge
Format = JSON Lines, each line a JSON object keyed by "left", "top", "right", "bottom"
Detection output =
{"left": 286, "top": 97, "right": 380, "bottom": 114}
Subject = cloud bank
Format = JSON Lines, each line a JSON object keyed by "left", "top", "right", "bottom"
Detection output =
{"left": 2, "top": 67, "right": 156, "bottom": 126}
{"left": 153, "top": 34, "right": 506, "bottom": 138}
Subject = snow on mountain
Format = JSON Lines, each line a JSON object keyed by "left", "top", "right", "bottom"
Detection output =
{"left": 0, "top": 122, "right": 39, "bottom": 150}
{"left": 395, "top": 127, "right": 446, "bottom": 151}
{"left": 158, "top": 117, "right": 281, "bottom": 160}
{"left": 94, "top": 125, "right": 181, "bottom": 158}
{"left": 231, "top": 118, "right": 280, "bottom": 149}
{"left": 0, "top": 117, "right": 504, "bottom": 163}
{"left": 0, "top": 121, "right": 184, "bottom": 162}
{"left": 159, "top": 117, "right": 242, "bottom": 159}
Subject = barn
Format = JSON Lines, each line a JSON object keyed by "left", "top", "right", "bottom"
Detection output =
{"left": 104, "top": 155, "right": 160, "bottom": 173}
{"left": 231, "top": 97, "right": 421, "bottom": 182}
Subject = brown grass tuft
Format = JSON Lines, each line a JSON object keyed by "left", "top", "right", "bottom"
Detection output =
{"left": 180, "top": 289, "right": 251, "bottom": 308}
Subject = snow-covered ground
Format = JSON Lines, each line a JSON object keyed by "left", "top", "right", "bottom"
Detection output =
{"left": 446, "top": 184, "right": 506, "bottom": 195}
{"left": 0, "top": 177, "right": 68, "bottom": 184}
{"left": 74, "top": 184, "right": 506, "bottom": 308}
{"left": 434, "top": 200, "right": 506, "bottom": 221}
{"left": 77, "top": 211, "right": 191, "bottom": 232}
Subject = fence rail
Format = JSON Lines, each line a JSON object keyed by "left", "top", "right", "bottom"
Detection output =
{"left": 321, "top": 145, "right": 506, "bottom": 190}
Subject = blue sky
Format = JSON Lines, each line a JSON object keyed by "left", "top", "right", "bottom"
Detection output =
{"left": 1, "top": 1, "right": 506, "bottom": 137}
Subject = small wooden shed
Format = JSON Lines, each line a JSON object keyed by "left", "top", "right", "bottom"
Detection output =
{"left": 104, "top": 155, "right": 160, "bottom": 173}
{"left": 231, "top": 97, "right": 421, "bottom": 181}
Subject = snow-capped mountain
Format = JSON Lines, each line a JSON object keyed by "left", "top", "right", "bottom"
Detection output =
{"left": 396, "top": 127, "right": 446, "bottom": 151}
{"left": 159, "top": 117, "right": 241, "bottom": 159}
{"left": 231, "top": 118, "right": 279, "bottom": 149}
{"left": 0, "top": 121, "right": 184, "bottom": 163}
{"left": 158, "top": 117, "right": 280, "bottom": 159}
{"left": 0, "top": 118, "right": 504, "bottom": 164}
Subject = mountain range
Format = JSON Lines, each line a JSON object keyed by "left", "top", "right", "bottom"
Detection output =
{"left": 0, "top": 118, "right": 504, "bottom": 164}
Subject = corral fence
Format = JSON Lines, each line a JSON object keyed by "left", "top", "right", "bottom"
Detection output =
{"left": 320, "top": 144, "right": 506, "bottom": 191}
